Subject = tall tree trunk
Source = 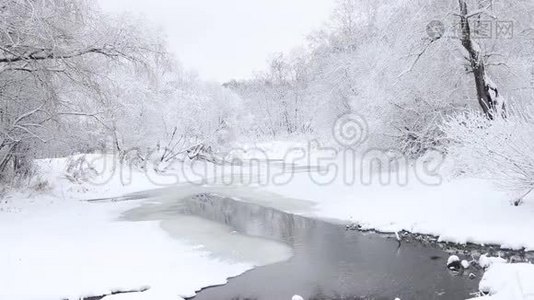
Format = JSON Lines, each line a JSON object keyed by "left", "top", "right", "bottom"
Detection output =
{"left": 458, "top": 0, "right": 505, "bottom": 119}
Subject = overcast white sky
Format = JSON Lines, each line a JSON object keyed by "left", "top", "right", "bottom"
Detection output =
{"left": 99, "top": 0, "right": 334, "bottom": 83}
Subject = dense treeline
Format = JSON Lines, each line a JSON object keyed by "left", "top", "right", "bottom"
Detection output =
{"left": 225, "top": 0, "right": 534, "bottom": 196}
{"left": 1, "top": 0, "right": 534, "bottom": 198}
{"left": 0, "top": 0, "right": 239, "bottom": 182}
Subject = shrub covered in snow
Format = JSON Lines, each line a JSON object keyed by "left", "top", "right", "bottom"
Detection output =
{"left": 393, "top": 98, "right": 460, "bottom": 158}
{"left": 442, "top": 106, "right": 534, "bottom": 202}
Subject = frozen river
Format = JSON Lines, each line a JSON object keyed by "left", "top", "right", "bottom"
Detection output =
{"left": 119, "top": 189, "right": 481, "bottom": 300}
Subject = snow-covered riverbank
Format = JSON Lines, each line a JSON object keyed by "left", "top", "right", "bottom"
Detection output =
{"left": 1, "top": 151, "right": 533, "bottom": 300}
{"left": 260, "top": 167, "right": 534, "bottom": 251}
{"left": 0, "top": 195, "right": 254, "bottom": 300}
{"left": 471, "top": 259, "right": 534, "bottom": 300}
{"left": 0, "top": 155, "right": 286, "bottom": 300}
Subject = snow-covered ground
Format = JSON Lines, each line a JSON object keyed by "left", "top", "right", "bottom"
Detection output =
{"left": 1, "top": 146, "right": 534, "bottom": 300}
{"left": 0, "top": 155, "right": 289, "bottom": 300}
{"left": 259, "top": 165, "right": 534, "bottom": 251}
{"left": 248, "top": 149, "right": 534, "bottom": 300}
{"left": 0, "top": 195, "right": 252, "bottom": 300}
{"left": 468, "top": 256, "right": 534, "bottom": 300}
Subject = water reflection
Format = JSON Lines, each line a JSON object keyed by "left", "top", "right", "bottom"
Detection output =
{"left": 122, "top": 194, "right": 294, "bottom": 267}
{"left": 123, "top": 193, "right": 480, "bottom": 300}
{"left": 180, "top": 194, "right": 313, "bottom": 246}
{"left": 180, "top": 195, "right": 480, "bottom": 300}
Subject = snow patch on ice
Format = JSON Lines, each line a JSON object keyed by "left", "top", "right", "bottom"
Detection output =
{"left": 0, "top": 156, "right": 258, "bottom": 300}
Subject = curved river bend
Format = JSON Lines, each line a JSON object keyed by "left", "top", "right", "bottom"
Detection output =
{"left": 120, "top": 190, "right": 480, "bottom": 300}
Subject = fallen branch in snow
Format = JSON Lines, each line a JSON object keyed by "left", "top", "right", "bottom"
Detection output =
{"left": 80, "top": 286, "right": 150, "bottom": 300}
{"left": 514, "top": 188, "right": 534, "bottom": 207}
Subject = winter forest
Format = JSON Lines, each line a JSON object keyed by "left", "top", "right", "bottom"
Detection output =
{"left": 1, "top": 0, "right": 534, "bottom": 300}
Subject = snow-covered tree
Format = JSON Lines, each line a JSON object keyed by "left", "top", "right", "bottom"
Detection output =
{"left": 0, "top": 0, "right": 157, "bottom": 178}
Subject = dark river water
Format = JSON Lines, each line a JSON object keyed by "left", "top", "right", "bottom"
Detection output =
{"left": 122, "top": 192, "right": 480, "bottom": 300}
